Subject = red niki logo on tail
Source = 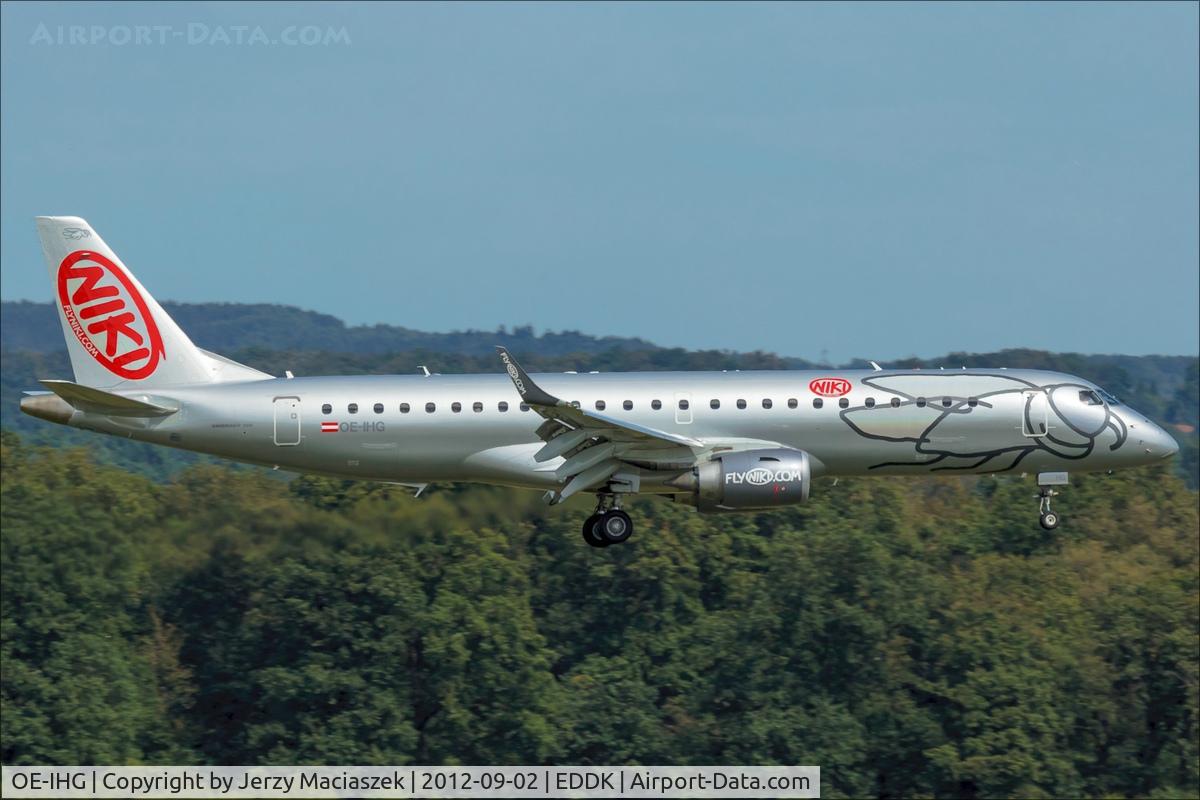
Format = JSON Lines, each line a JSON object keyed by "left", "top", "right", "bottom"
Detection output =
{"left": 57, "top": 250, "right": 165, "bottom": 380}
{"left": 809, "top": 377, "right": 852, "bottom": 397}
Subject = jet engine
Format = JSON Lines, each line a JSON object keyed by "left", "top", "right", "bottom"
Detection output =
{"left": 671, "top": 448, "right": 812, "bottom": 513}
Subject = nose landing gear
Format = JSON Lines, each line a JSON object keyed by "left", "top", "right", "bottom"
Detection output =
{"left": 1038, "top": 489, "right": 1060, "bottom": 530}
{"left": 1036, "top": 471, "right": 1068, "bottom": 530}
{"left": 581, "top": 495, "right": 634, "bottom": 548}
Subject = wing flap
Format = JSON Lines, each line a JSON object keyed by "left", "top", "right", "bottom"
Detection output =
{"left": 556, "top": 442, "right": 617, "bottom": 482}
{"left": 535, "top": 428, "right": 594, "bottom": 463}
{"left": 558, "top": 460, "right": 621, "bottom": 502}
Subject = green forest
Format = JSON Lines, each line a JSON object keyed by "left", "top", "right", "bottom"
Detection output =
{"left": 1, "top": 302, "right": 1198, "bottom": 797}
{"left": 2, "top": 435, "right": 1198, "bottom": 797}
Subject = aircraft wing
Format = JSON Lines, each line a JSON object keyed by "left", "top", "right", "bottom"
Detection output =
{"left": 496, "top": 347, "right": 704, "bottom": 503}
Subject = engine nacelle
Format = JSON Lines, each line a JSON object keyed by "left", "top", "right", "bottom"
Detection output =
{"left": 674, "top": 448, "right": 812, "bottom": 513}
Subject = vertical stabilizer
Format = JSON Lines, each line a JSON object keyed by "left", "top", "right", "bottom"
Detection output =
{"left": 35, "top": 216, "right": 248, "bottom": 388}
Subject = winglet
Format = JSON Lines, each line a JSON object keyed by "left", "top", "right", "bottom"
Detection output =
{"left": 495, "top": 346, "right": 560, "bottom": 407}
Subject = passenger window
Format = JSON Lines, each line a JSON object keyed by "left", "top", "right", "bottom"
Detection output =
{"left": 942, "top": 397, "right": 952, "bottom": 408}
{"left": 737, "top": 399, "right": 747, "bottom": 409}
{"left": 968, "top": 397, "right": 978, "bottom": 408}
{"left": 400, "top": 403, "right": 410, "bottom": 413}
{"left": 651, "top": 399, "right": 662, "bottom": 410}
{"left": 569, "top": 400, "right": 580, "bottom": 409}
{"left": 813, "top": 398, "right": 824, "bottom": 409}
{"left": 1079, "top": 390, "right": 1103, "bottom": 406}
{"left": 473, "top": 402, "right": 483, "bottom": 412}
{"left": 865, "top": 397, "right": 875, "bottom": 408}
{"left": 348, "top": 403, "right": 358, "bottom": 414}
{"left": 451, "top": 402, "right": 462, "bottom": 413}
{"left": 762, "top": 398, "right": 773, "bottom": 409}
{"left": 425, "top": 402, "right": 436, "bottom": 413}
{"left": 916, "top": 397, "right": 927, "bottom": 408}
{"left": 498, "top": 401, "right": 509, "bottom": 412}
{"left": 839, "top": 397, "right": 849, "bottom": 408}
{"left": 373, "top": 403, "right": 384, "bottom": 414}
{"left": 710, "top": 399, "right": 721, "bottom": 409}
{"left": 787, "top": 398, "right": 798, "bottom": 409}
{"left": 321, "top": 403, "right": 332, "bottom": 415}
{"left": 595, "top": 400, "right": 606, "bottom": 411}
{"left": 890, "top": 397, "right": 901, "bottom": 408}
{"left": 678, "top": 399, "right": 690, "bottom": 410}
{"left": 623, "top": 400, "right": 633, "bottom": 410}
{"left": 520, "top": 403, "right": 530, "bottom": 412}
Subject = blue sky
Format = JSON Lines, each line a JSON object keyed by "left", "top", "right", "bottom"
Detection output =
{"left": 2, "top": 2, "right": 1196, "bottom": 361}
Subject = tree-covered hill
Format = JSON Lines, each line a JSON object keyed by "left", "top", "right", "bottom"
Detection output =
{"left": 2, "top": 433, "right": 1196, "bottom": 797}
{"left": 1, "top": 300, "right": 659, "bottom": 357}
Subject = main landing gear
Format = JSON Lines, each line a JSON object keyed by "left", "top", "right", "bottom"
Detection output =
{"left": 1036, "top": 471, "right": 1068, "bottom": 530}
{"left": 581, "top": 495, "right": 634, "bottom": 548}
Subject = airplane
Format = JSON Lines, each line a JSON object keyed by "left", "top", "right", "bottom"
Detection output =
{"left": 20, "top": 216, "right": 1179, "bottom": 547}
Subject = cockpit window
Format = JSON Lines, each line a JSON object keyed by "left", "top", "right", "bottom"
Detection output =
{"left": 1079, "top": 390, "right": 1104, "bottom": 406}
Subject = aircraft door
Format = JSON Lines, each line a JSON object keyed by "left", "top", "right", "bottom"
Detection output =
{"left": 675, "top": 392, "right": 693, "bottom": 424}
{"left": 273, "top": 396, "right": 301, "bottom": 445}
{"left": 1021, "top": 390, "right": 1049, "bottom": 437}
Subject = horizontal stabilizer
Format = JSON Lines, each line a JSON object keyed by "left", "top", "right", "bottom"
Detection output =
{"left": 39, "top": 379, "right": 178, "bottom": 417}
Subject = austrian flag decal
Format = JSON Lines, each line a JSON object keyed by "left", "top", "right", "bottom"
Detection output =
{"left": 320, "top": 421, "right": 339, "bottom": 433}
{"left": 57, "top": 250, "right": 165, "bottom": 380}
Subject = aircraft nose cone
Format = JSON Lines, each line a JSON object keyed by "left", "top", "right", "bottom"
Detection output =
{"left": 1122, "top": 410, "right": 1180, "bottom": 463}
{"left": 1162, "top": 428, "right": 1180, "bottom": 459}
{"left": 1143, "top": 422, "right": 1179, "bottom": 461}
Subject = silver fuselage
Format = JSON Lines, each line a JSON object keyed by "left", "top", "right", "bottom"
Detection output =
{"left": 39, "top": 368, "right": 1178, "bottom": 489}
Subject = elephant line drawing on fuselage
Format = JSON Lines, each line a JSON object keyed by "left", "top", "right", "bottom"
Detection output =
{"left": 839, "top": 372, "right": 1129, "bottom": 473}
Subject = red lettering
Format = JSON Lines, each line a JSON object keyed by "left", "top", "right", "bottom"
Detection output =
{"left": 809, "top": 377, "right": 851, "bottom": 397}
{"left": 78, "top": 298, "right": 126, "bottom": 319}
{"left": 112, "top": 348, "right": 152, "bottom": 367}
{"left": 56, "top": 250, "right": 165, "bottom": 380}
{"left": 86, "top": 312, "right": 144, "bottom": 356}
{"left": 64, "top": 263, "right": 121, "bottom": 306}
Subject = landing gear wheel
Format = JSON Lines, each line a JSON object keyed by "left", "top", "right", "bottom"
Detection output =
{"left": 581, "top": 515, "right": 608, "bottom": 548}
{"left": 1036, "top": 481, "right": 1063, "bottom": 531}
{"left": 598, "top": 509, "right": 633, "bottom": 544}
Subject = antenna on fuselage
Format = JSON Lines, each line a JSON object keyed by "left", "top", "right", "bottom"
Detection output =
{"left": 418, "top": 366, "right": 430, "bottom": 377}
{"left": 869, "top": 361, "right": 882, "bottom": 371}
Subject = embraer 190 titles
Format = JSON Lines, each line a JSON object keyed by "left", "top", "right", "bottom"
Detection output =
{"left": 20, "top": 217, "right": 1179, "bottom": 548}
